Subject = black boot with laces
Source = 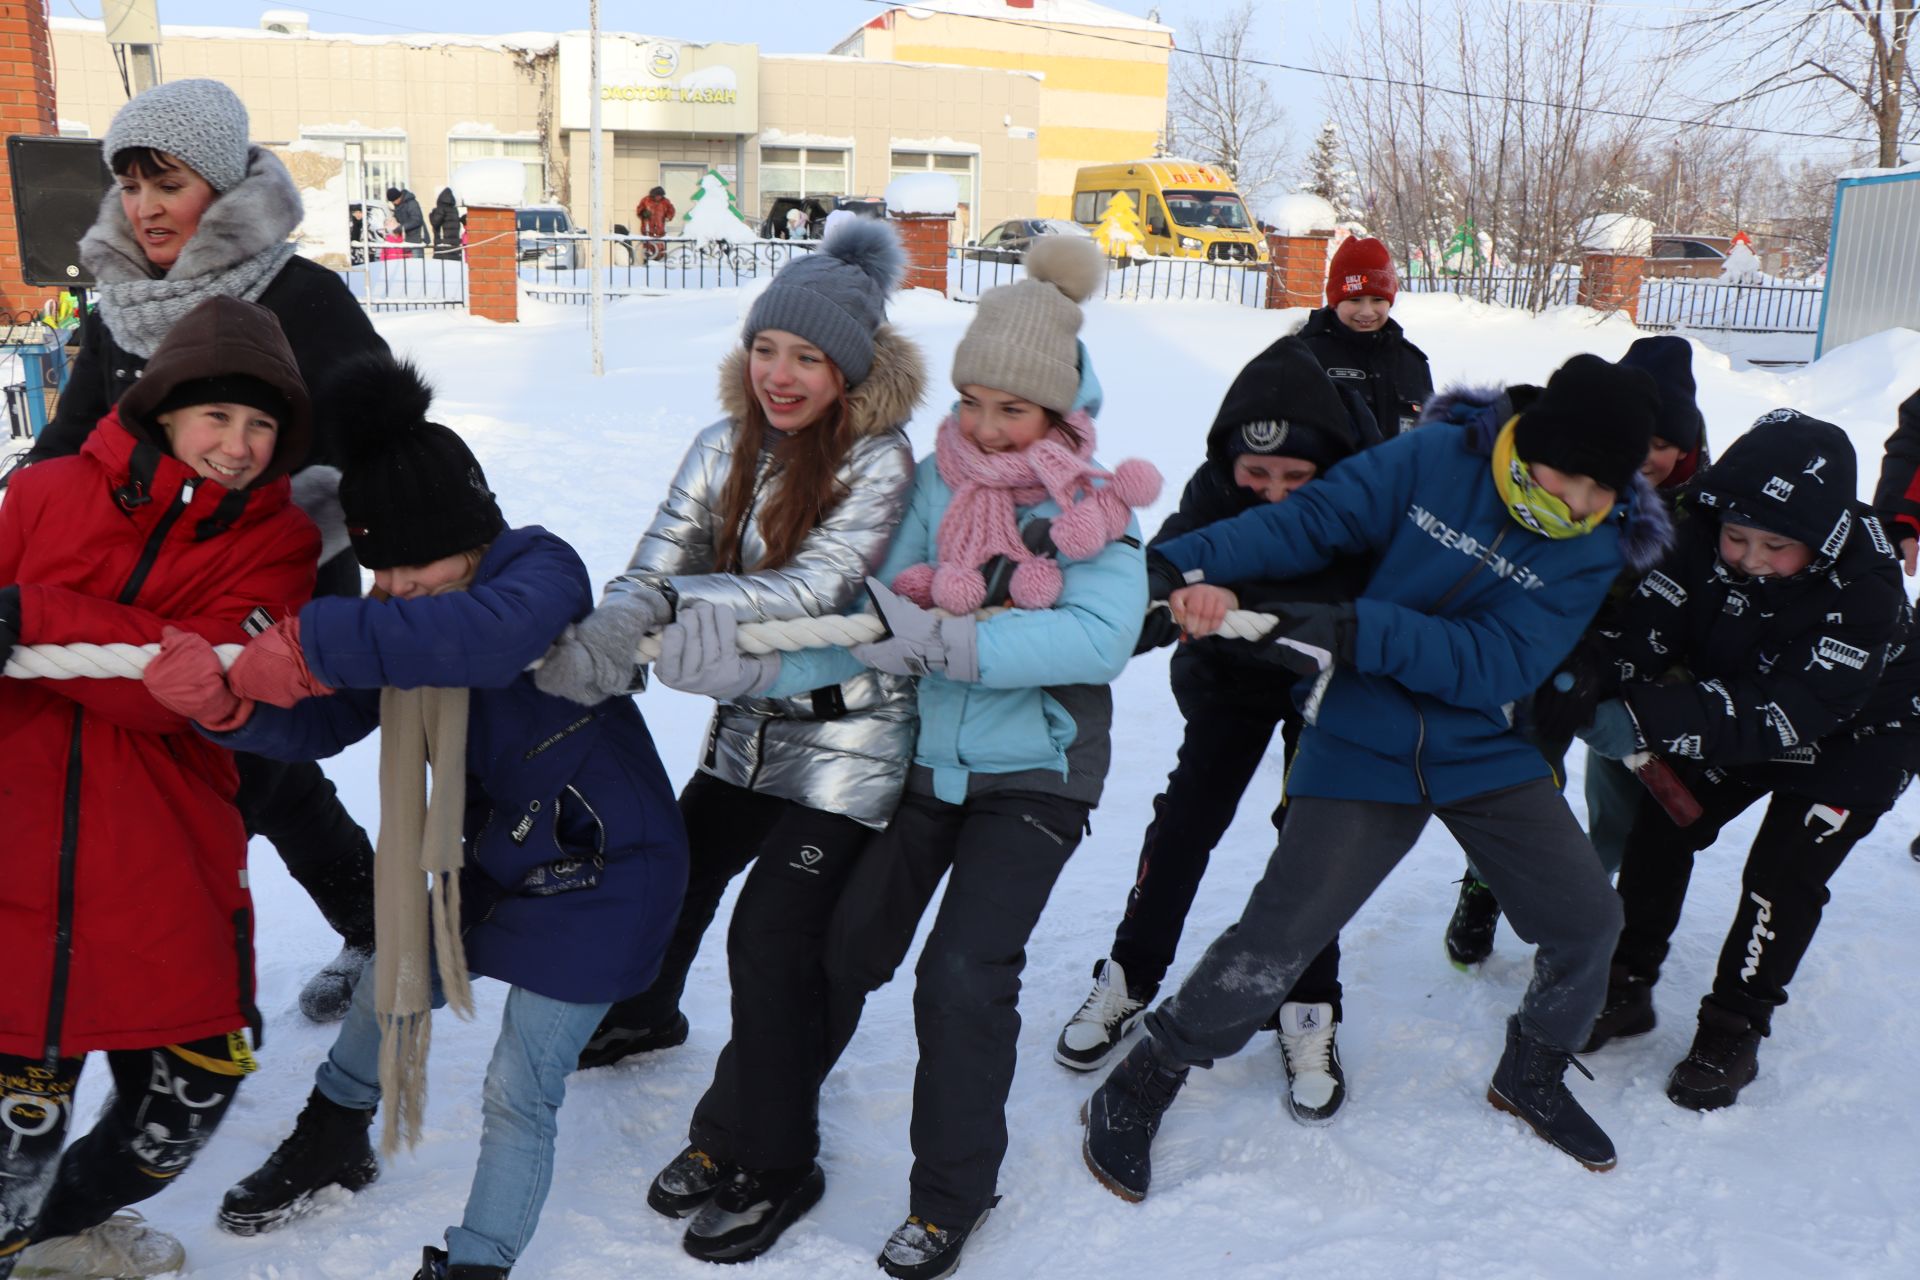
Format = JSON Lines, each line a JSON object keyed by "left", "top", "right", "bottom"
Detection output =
{"left": 1445, "top": 874, "right": 1501, "bottom": 969}
{"left": 877, "top": 1204, "right": 996, "bottom": 1280}
{"left": 681, "top": 1163, "right": 825, "bottom": 1263}
{"left": 648, "top": 1144, "right": 737, "bottom": 1220}
{"left": 1081, "top": 1035, "right": 1190, "bottom": 1202}
{"left": 1487, "top": 1014, "right": 1616, "bottom": 1171}
{"left": 219, "top": 1088, "right": 379, "bottom": 1235}
{"left": 1665, "top": 1001, "right": 1762, "bottom": 1111}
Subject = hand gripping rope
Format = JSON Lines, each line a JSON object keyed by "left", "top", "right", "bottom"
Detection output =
{"left": 1, "top": 606, "right": 1700, "bottom": 825}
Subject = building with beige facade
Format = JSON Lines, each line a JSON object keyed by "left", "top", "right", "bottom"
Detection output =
{"left": 47, "top": 3, "right": 1169, "bottom": 263}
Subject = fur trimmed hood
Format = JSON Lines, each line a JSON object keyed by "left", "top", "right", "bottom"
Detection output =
{"left": 717, "top": 322, "right": 927, "bottom": 438}
{"left": 1418, "top": 382, "right": 1674, "bottom": 572}
{"left": 80, "top": 145, "right": 304, "bottom": 287}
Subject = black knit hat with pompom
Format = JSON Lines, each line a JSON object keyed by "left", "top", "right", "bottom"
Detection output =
{"left": 322, "top": 352, "right": 505, "bottom": 570}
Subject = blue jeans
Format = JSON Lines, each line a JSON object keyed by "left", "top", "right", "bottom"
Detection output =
{"left": 316, "top": 961, "right": 608, "bottom": 1271}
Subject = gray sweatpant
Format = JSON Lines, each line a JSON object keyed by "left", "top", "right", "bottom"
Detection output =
{"left": 1145, "top": 779, "right": 1622, "bottom": 1064}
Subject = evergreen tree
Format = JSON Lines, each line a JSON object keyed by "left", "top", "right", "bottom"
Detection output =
{"left": 1300, "top": 120, "right": 1368, "bottom": 230}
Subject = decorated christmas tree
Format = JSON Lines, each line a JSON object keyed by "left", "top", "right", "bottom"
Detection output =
{"left": 682, "top": 170, "right": 755, "bottom": 243}
{"left": 1094, "top": 191, "right": 1146, "bottom": 258}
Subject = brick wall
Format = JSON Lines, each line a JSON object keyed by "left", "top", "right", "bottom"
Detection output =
{"left": 1264, "top": 232, "right": 1331, "bottom": 311}
{"left": 1577, "top": 251, "right": 1644, "bottom": 322}
{"left": 0, "top": 1, "right": 59, "bottom": 318}
{"left": 892, "top": 215, "right": 950, "bottom": 295}
{"left": 465, "top": 205, "right": 518, "bottom": 323}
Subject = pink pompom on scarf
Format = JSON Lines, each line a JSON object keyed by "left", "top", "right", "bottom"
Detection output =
{"left": 891, "top": 410, "right": 1162, "bottom": 615}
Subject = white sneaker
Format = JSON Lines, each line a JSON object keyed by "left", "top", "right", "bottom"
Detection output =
{"left": 1055, "top": 958, "right": 1154, "bottom": 1072}
{"left": 13, "top": 1211, "right": 185, "bottom": 1277}
{"left": 1276, "top": 1001, "right": 1347, "bottom": 1126}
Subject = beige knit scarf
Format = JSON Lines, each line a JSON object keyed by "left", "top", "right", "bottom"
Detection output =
{"left": 374, "top": 685, "right": 476, "bottom": 1156}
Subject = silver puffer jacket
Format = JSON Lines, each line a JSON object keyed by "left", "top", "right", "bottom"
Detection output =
{"left": 613, "top": 326, "right": 925, "bottom": 828}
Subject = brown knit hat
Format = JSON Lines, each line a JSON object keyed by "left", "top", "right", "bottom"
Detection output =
{"left": 118, "top": 296, "right": 312, "bottom": 483}
{"left": 950, "top": 235, "right": 1105, "bottom": 413}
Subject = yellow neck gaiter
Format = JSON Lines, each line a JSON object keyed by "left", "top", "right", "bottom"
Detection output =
{"left": 1492, "top": 416, "right": 1612, "bottom": 539}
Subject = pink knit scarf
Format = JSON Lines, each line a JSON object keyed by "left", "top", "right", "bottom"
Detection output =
{"left": 892, "top": 411, "right": 1162, "bottom": 614}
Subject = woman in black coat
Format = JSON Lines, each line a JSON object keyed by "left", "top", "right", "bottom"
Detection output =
{"left": 429, "top": 187, "right": 463, "bottom": 260}
{"left": 27, "top": 78, "right": 384, "bottom": 1023}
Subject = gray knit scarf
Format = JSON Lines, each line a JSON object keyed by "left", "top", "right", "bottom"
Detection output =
{"left": 78, "top": 145, "right": 303, "bottom": 359}
{"left": 373, "top": 685, "right": 475, "bottom": 1156}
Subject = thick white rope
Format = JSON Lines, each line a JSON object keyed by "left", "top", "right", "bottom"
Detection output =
{"left": 2, "top": 605, "right": 1287, "bottom": 680}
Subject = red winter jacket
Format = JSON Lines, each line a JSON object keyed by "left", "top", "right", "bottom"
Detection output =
{"left": 0, "top": 410, "right": 319, "bottom": 1059}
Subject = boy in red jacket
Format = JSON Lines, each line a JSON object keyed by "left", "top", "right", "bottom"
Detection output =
{"left": 0, "top": 297, "right": 318, "bottom": 1280}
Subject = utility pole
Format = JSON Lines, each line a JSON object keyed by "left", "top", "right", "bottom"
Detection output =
{"left": 589, "top": 0, "right": 605, "bottom": 375}
{"left": 103, "top": 0, "right": 163, "bottom": 96}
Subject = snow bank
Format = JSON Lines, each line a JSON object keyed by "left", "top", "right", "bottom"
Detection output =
{"left": 1578, "top": 213, "right": 1654, "bottom": 255}
{"left": 451, "top": 159, "right": 529, "bottom": 208}
{"left": 1263, "top": 192, "right": 1337, "bottom": 236}
{"left": 885, "top": 173, "right": 958, "bottom": 218}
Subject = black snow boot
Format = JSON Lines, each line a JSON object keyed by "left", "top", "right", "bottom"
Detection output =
{"left": 1580, "top": 962, "right": 1657, "bottom": 1053}
{"left": 412, "top": 1244, "right": 510, "bottom": 1279}
{"left": 1487, "top": 1015, "right": 1617, "bottom": 1172}
{"left": 1445, "top": 874, "right": 1501, "bottom": 969}
{"left": 648, "top": 1144, "right": 737, "bottom": 1220}
{"left": 1081, "top": 1035, "right": 1190, "bottom": 1203}
{"left": 681, "top": 1163, "right": 825, "bottom": 1264}
{"left": 876, "top": 1203, "right": 996, "bottom": 1280}
{"left": 219, "top": 1088, "right": 379, "bottom": 1235}
{"left": 576, "top": 1009, "right": 690, "bottom": 1071}
{"left": 1909, "top": 829, "right": 1920, "bottom": 863}
{"left": 1665, "top": 1001, "right": 1762, "bottom": 1112}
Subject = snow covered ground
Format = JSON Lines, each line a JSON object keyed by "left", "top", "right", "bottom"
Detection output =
{"left": 54, "top": 288, "right": 1920, "bottom": 1277}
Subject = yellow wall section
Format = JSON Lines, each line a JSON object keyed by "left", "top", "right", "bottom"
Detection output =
{"left": 1038, "top": 126, "right": 1160, "bottom": 160}
{"left": 889, "top": 45, "right": 1167, "bottom": 98}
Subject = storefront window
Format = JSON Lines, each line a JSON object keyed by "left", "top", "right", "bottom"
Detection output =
{"left": 448, "top": 136, "right": 545, "bottom": 205}
{"left": 759, "top": 145, "right": 849, "bottom": 219}
{"left": 300, "top": 131, "right": 409, "bottom": 208}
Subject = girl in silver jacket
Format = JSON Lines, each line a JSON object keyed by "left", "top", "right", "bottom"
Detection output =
{"left": 535, "top": 220, "right": 925, "bottom": 1257}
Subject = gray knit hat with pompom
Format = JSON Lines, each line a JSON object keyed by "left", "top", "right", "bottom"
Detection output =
{"left": 743, "top": 218, "right": 904, "bottom": 387}
{"left": 951, "top": 235, "right": 1105, "bottom": 413}
{"left": 104, "top": 79, "right": 252, "bottom": 193}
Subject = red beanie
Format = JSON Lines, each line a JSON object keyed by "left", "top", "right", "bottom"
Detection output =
{"left": 1326, "top": 236, "right": 1397, "bottom": 306}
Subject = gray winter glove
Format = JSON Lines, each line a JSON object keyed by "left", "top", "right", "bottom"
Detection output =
{"left": 850, "top": 578, "right": 980, "bottom": 683}
{"left": 1577, "top": 698, "right": 1645, "bottom": 761}
{"left": 533, "top": 584, "right": 673, "bottom": 706}
{"left": 654, "top": 600, "right": 782, "bottom": 700}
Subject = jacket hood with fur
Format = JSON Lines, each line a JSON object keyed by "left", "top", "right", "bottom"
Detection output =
{"left": 79, "top": 145, "right": 303, "bottom": 287}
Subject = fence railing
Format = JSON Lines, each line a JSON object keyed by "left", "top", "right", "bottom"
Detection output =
{"left": 518, "top": 235, "right": 815, "bottom": 300}
{"left": 1399, "top": 274, "right": 1583, "bottom": 311}
{"left": 340, "top": 240, "right": 466, "bottom": 311}
{"left": 1636, "top": 278, "right": 1822, "bottom": 334}
{"left": 951, "top": 248, "right": 1269, "bottom": 307}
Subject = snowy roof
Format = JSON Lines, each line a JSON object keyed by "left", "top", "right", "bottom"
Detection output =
{"left": 50, "top": 16, "right": 558, "bottom": 53}
{"left": 451, "top": 159, "right": 529, "bottom": 206}
{"left": 889, "top": 2, "right": 1170, "bottom": 34}
{"left": 886, "top": 172, "right": 960, "bottom": 217}
{"left": 1578, "top": 213, "right": 1654, "bottom": 255}
{"left": 1837, "top": 160, "right": 1920, "bottom": 182}
{"left": 1264, "top": 192, "right": 1338, "bottom": 236}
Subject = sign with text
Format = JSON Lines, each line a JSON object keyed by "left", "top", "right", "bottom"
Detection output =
{"left": 559, "top": 36, "right": 759, "bottom": 135}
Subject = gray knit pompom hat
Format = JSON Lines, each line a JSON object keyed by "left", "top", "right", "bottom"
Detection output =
{"left": 104, "top": 79, "right": 252, "bottom": 193}
{"left": 742, "top": 218, "right": 903, "bottom": 387}
{"left": 950, "top": 235, "right": 1105, "bottom": 413}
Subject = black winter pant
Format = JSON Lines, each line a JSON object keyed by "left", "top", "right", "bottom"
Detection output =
{"left": 823, "top": 787, "right": 1090, "bottom": 1227}
{"left": 234, "top": 547, "right": 375, "bottom": 951}
{"left": 683, "top": 785, "right": 872, "bottom": 1170}
{"left": 0, "top": 1037, "right": 247, "bottom": 1277}
{"left": 1613, "top": 773, "right": 1887, "bottom": 1033}
{"left": 1110, "top": 673, "right": 1341, "bottom": 1015}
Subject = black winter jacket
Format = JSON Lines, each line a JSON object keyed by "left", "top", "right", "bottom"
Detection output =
{"left": 1604, "top": 505, "right": 1914, "bottom": 806}
{"left": 391, "top": 190, "right": 426, "bottom": 242}
{"left": 1296, "top": 307, "right": 1434, "bottom": 439}
{"left": 33, "top": 256, "right": 389, "bottom": 472}
{"left": 1871, "top": 387, "right": 1920, "bottom": 547}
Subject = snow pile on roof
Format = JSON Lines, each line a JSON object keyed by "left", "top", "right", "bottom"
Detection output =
{"left": 1837, "top": 159, "right": 1920, "bottom": 181}
{"left": 892, "top": 1, "right": 1170, "bottom": 34}
{"left": 1578, "top": 213, "right": 1654, "bottom": 255}
{"left": 684, "top": 174, "right": 756, "bottom": 244}
{"left": 886, "top": 173, "right": 959, "bottom": 218}
{"left": 1264, "top": 192, "right": 1337, "bottom": 236}
{"left": 451, "top": 159, "right": 528, "bottom": 207}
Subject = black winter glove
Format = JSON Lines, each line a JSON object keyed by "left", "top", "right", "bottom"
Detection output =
{"left": 1247, "top": 600, "right": 1356, "bottom": 677}
{"left": 980, "top": 519, "right": 1058, "bottom": 608}
{"left": 0, "top": 585, "right": 20, "bottom": 671}
{"left": 1145, "top": 548, "right": 1186, "bottom": 602}
{"left": 1134, "top": 603, "right": 1181, "bottom": 654}
{"left": 1529, "top": 633, "right": 1613, "bottom": 745}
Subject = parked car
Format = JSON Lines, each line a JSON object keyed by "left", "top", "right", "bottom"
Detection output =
{"left": 516, "top": 204, "right": 584, "bottom": 270}
{"left": 1646, "top": 233, "right": 1730, "bottom": 279}
{"left": 833, "top": 195, "right": 888, "bottom": 220}
{"left": 967, "top": 218, "right": 1094, "bottom": 263}
{"left": 760, "top": 196, "right": 830, "bottom": 240}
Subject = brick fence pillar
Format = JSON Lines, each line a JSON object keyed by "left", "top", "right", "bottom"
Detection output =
{"left": 1577, "top": 251, "right": 1645, "bottom": 322}
{"left": 465, "top": 205, "right": 518, "bottom": 324}
{"left": 891, "top": 215, "right": 950, "bottom": 296}
{"left": 1, "top": 1, "right": 60, "bottom": 318}
{"left": 1264, "top": 231, "right": 1332, "bottom": 310}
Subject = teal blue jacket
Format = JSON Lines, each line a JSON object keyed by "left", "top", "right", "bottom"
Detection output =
{"left": 766, "top": 351, "right": 1146, "bottom": 806}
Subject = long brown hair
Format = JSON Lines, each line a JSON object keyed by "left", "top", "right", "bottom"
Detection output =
{"left": 712, "top": 364, "right": 856, "bottom": 572}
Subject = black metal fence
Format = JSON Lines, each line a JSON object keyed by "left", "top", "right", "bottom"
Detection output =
{"left": 340, "top": 241, "right": 466, "bottom": 311}
{"left": 517, "top": 236, "right": 815, "bottom": 301}
{"left": 1637, "top": 278, "right": 1822, "bottom": 334}
{"left": 950, "top": 249, "right": 1269, "bottom": 307}
{"left": 1398, "top": 274, "right": 1583, "bottom": 311}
